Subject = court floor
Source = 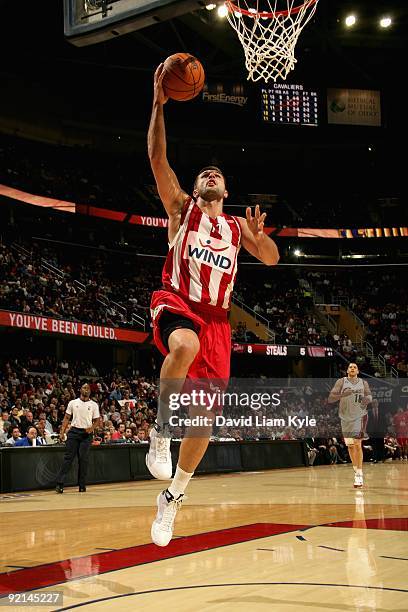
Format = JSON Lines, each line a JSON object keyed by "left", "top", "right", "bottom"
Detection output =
{"left": 0, "top": 463, "right": 407, "bottom": 611}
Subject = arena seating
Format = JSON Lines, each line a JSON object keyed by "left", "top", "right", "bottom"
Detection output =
{"left": 0, "top": 241, "right": 154, "bottom": 328}
{"left": 1, "top": 135, "right": 404, "bottom": 227}
{"left": 2, "top": 237, "right": 406, "bottom": 378}
{"left": 0, "top": 356, "right": 404, "bottom": 461}
{"left": 305, "top": 270, "right": 407, "bottom": 375}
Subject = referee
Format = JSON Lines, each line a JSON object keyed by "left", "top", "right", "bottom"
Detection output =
{"left": 55, "top": 383, "right": 100, "bottom": 493}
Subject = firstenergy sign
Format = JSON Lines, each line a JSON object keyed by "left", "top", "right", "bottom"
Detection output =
{"left": 202, "top": 91, "right": 248, "bottom": 107}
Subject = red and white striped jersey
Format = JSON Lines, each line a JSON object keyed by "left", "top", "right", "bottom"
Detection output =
{"left": 162, "top": 198, "right": 242, "bottom": 312}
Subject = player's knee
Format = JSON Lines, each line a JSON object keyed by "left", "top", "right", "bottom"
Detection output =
{"left": 170, "top": 333, "right": 200, "bottom": 366}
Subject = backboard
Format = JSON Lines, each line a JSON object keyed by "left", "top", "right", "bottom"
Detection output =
{"left": 64, "top": 0, "right": 204, "bottom": 46}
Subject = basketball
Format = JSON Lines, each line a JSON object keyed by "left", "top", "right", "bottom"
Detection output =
{"left": 162, "top": 53, "right": 205, "bottom": 101}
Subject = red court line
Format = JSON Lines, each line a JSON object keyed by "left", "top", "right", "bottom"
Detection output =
{"left": 326, "top": 517, "right": 408, "bottom": 531}
{"left": 0, "top": 523, "right": 306, "bottom": 596}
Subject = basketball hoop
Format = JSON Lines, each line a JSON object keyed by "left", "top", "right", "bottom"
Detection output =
{"left": 225, "top": 0, "right": 319, "bottom": 82}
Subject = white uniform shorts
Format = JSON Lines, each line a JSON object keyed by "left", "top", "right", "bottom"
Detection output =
{"left": 341, "top": 413, "right": 368, "bottom": 445}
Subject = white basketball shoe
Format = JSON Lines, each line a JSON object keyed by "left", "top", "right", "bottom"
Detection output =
{"left": 354, "top": 473, "right": 363, "bottom": 488}
{"left": 146, "top": 425, "right": 172, "bottom": 480}
{"left": 151, "top": 489, "right": 184, "bottom": 547}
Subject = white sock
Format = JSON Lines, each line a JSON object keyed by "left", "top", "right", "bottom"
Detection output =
{"left": 356, "top": 468, "right": 363, "bottom": 476}
{"left": 353, "top": 465, "right": 357, "bottom": 473}
{"left": 168, "top": 465, "right": 193, "bottom": 498}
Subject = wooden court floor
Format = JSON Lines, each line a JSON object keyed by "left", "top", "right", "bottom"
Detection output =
{"left": 0, "top": 463, "right": 407, "bottom": 611}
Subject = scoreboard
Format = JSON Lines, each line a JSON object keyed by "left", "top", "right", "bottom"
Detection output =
{"left": 261, "top": 84, "right": 318, "bottom": 126}
{"left": 232, "top": 344, "right": 333, "bottom": 358}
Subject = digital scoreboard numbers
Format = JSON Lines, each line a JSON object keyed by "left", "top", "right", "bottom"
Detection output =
{"left": 261, "top": 85, "right": 318, "bottom": 126}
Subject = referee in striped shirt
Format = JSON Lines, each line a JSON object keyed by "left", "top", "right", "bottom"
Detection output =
{"left": 55, "top": 383, "right": 100, "bottom": 493}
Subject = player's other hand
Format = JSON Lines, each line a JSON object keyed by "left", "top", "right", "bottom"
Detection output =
{"left": 153, "top": 63, "right": 169, "bottom": 105}
{"left": 361, "top": 397, "right": 371, "bottom": 406}
{"left": 246, "top": 205, "right": 267, "bottom": 240}
{"left": 341, "top": 389, "right": 354, "bottom": 398}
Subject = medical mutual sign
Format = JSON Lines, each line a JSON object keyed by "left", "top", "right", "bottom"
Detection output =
{"left": 327, "top": 88, "right": 381, "bottom": 126}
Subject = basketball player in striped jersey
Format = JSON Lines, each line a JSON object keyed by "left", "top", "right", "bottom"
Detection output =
{"left": 146, "top": 63, "right": 280, "bottom": 546}
{"left": 328, "top": 363, "right": 372, "bottom": 488}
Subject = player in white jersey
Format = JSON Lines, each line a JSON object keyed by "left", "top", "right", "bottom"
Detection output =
{"left": 328, "top": 363, "right": 372, "bottom": 487}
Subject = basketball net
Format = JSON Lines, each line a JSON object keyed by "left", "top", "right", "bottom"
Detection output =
{"left": 225, "top": 0, "right": 319, "bottom": 83}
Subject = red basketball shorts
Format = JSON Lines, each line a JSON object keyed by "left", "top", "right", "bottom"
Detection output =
{"left": 150, "top": 289, "right": 231, "bottom": 383}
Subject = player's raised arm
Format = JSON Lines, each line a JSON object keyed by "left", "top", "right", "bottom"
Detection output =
{"left": 147, "top": 63, "right": 189, "bottom": 219}
{"left": 238, "top": 205, "right": 279, "bottom": 266}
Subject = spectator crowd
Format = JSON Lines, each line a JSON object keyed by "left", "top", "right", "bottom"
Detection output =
{"left": 0, "top": 242, "right": 155, "bottom": 329}
{"left": 1, "top": 357, "right": 407, "bottom": 465}
{"left": 0, "top": 356, "right": 157, "bottom": 448}
{"left": 305, "top": 270, "right": 408, "bottom": 375}
{"left": 234, "top": 275, "right": 325, "bottom": 346}
{"left": 1, "top": 238, "right": 407, "bottom": 381}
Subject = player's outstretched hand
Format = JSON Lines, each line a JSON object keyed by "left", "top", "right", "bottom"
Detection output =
{"left": 246, "top": 205, "right": 267, "bottom": 241}
{"left": 153, "top": 63, "right": 169, "bottom": 105}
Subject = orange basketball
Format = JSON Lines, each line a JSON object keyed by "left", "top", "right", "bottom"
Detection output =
{"left": 162, "top": 53, "right": 205, "bottom": 102}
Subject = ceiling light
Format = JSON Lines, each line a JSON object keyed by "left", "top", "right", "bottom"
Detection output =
{"left": 294, "top": 249, "right": 302, "bottom": 257}
{"left": 205, "top": 3, "right": 216, "bottom": 10}
{"left": 345, "top": 14, "right": 356, "bottom": 27}
{"left": 217, "top": 4, "right": 228, "bottom": 18}
{"left": 379, "top": 17, "right": 392, "bottom": 28}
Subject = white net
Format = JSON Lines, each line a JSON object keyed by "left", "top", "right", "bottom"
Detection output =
{"left": 225, "top": 0, "right": 319, "bottom": 82}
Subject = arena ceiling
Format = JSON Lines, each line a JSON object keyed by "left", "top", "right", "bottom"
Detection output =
{"left": 0, "top": 0, "right": 405, "bottom": 180}
{"left": 0, "top": 1, "right": 405, "bottom": 223}
{"left": 0, "top": 1, "right": 406, "bottom": 86}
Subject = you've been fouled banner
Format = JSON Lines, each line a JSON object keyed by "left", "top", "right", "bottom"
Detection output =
{"left": 0, "top": 310, "right": 148, "bottom": 343}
